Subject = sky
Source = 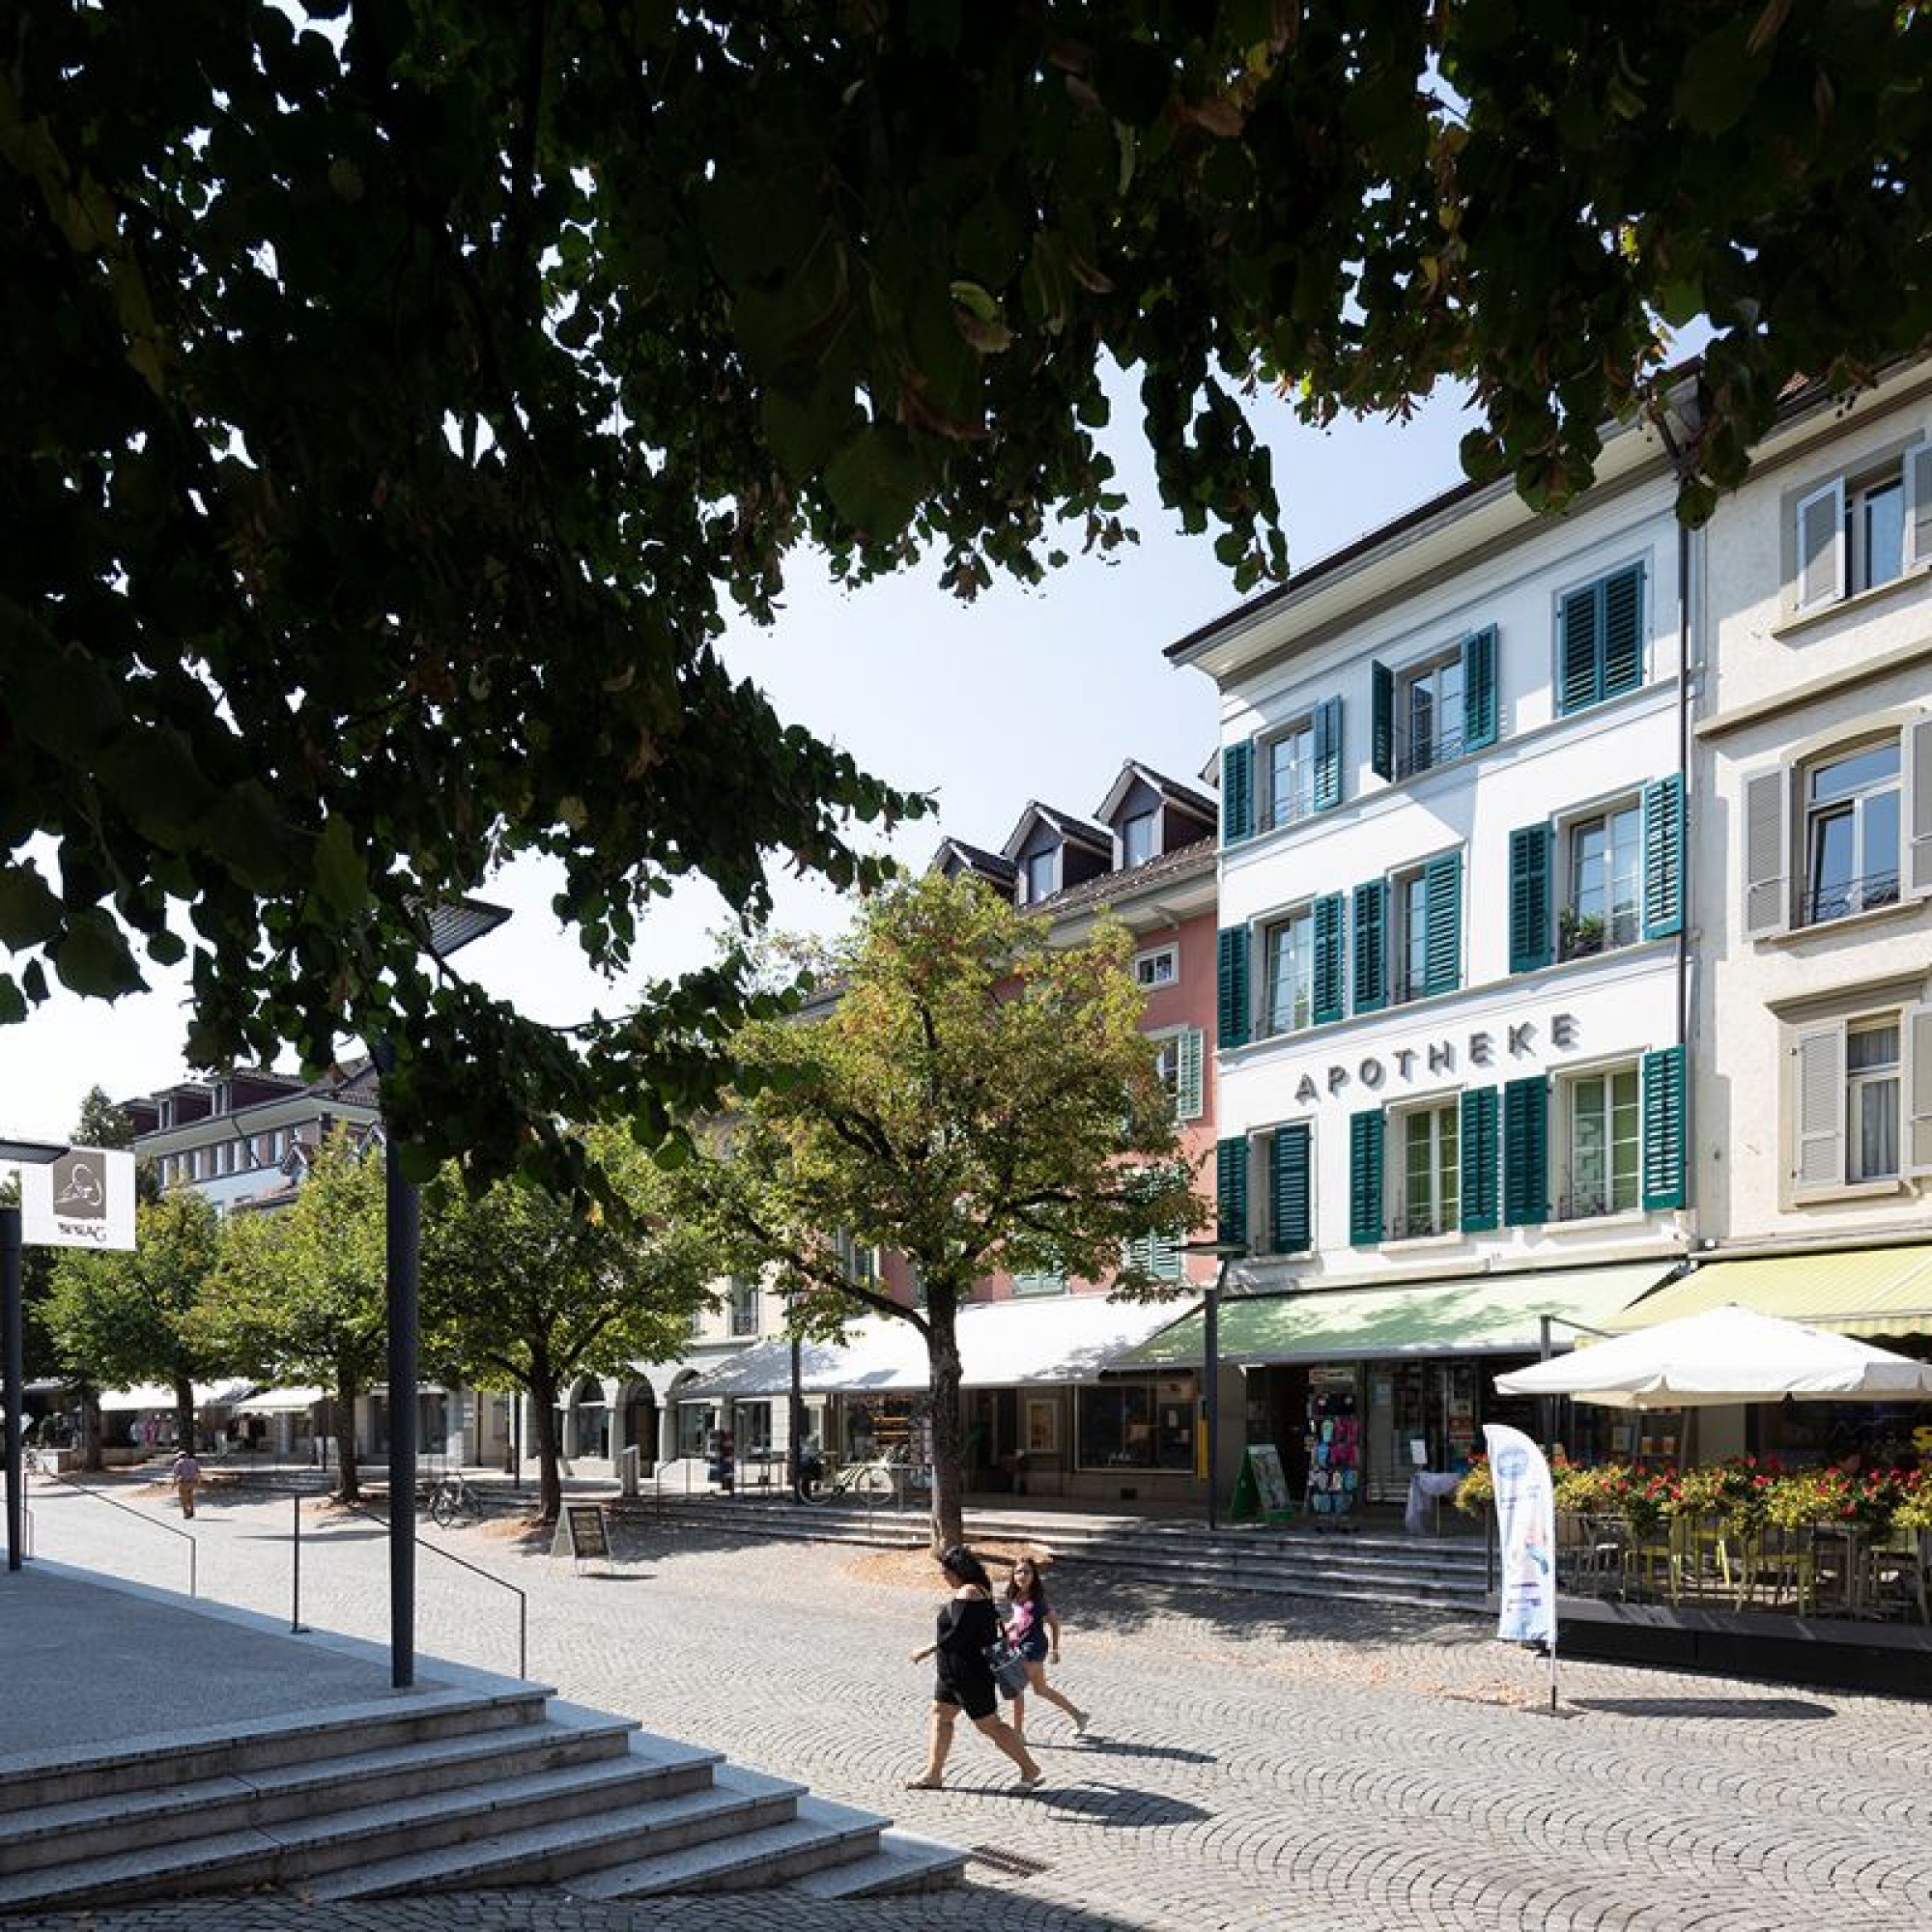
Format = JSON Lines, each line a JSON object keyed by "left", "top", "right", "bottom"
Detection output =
{"left": 0, "top": 381, "right": 1477, "bottom": 1143}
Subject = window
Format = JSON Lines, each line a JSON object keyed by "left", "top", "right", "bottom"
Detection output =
{"left": 1395, "top": 1101, "right": 1460, "bottom": 1238}
{"left": 1794, "top": 446, "right": 1932, "bottom": 611}
{"left": 1076, "top": 1377, "right": 1196, "bottom": 1470}
{"left": 727, "top": 1276, "right": 758, "bottom": 1338}
{"left": 1790, "top": 1008, "right": 1931, "bottom": 1194}
{"left": 834, "top": 1232, "right": 879, "bottom": 1287}
{"left": 1120, "top": 810, "right": 1157, "bottom": 868}
{"left": 1134, "top": 944, "right": 1178, "bottom": 989}
{"left": 1263, "top": 908, "right": 1316, "bottom": 1035}
{"left": 1022, "top": 850, "right": 1056, "bottom": 903}
{"left": 1396, "top": 651, "right": 1466, "bottom": 780}
{"left": 1563, "top": 799, "right": 1643, "bottom": 956}
{"left": 1560, "top": 1066, "right": 1640, "bottom": 1218}
{"left": 1010, "top": 1265, "right": 1065, "bottom": 1297}
{"left": 1803, "top": 738, "right": 1901, "bottom": 924}
{"left": 686, "top": 1302, "right": 708, "bottom": 1339}
{"left": 1746, "top": 721, "right": 1932, "bottom": 937}
{"left": 1261, "top": 718, "right": 1317, "bottom": 830}
{"left": 1556, "top": 562, "right": 1645, "bottom": 714}
{"left": 1392, "top": 867, "right": 1431, "bottom": 1004}
{"left": 1153, "top": 1029, "right": 1205, "bottom": 1121}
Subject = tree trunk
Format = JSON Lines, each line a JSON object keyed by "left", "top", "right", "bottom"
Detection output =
{"left": 173, "top": 1376, "right": 195, "bottom": 1457}
{"left": 530, "top": 1361, "right": 562, "bottom": 1522}
{"left": 923, "top": 1296, "right": 965, "bottom": 1552}
{"left": 80, "top": 1383, "right": 102, "bottom": 1472}
{"left": 334, "top": 1372, "right": 361, "bottom": 1501}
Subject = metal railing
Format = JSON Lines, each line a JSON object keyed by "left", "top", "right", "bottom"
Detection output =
{"left": 293, "top": 1492, "right": 527, "bottom": 1680}
{"left": 1804, "top": 867, "right": 1900, "bottom": 926}
{"left": 1392, "top": 721, "right": 1467, "bottom": 781}
{"left": 32, "top": 1466, "right": 197, "bottom": 1597}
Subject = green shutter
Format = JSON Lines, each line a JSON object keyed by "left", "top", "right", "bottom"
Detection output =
{"left": 1351, "top": 879, "right": 1387, "bottom": 1014}
{"left": 1603, "top": 562, "right": 1644, "bottom": 697}
{"left": 1174, "top": 1028, "right": 1205, "bottom": 1122}
{"left": 1313, "top": 696, "right": 1343, "bottom": 812}
{"left": 1216, "top": 928, "right": 1250, "bottom": 1049}
{"left": 1463, "top": 626, "right": 1497, "bottom": 753}
{"left": 1460, "top": 1088, "right": 1499, "bottom": 1232}
{"left": 1641, "top": 1044, "right": 1688, "bottom": 1209}
{"left": 1269, "top": 1122, "right": 1312, "bottom": 1255}
{"left": 1216, "top": 1136, "right": 1249, "bottom": 1248}
{"left": 1349, "top": 1108, "right": 1384, "bottom": 1246}
{"left": 1312, "top": 892, "right": 1345, "bottom": 1026}
{"left": 1371, "top": 662, "right": 1394, "bottom": 780}
{"left": 1221, "top": 740, "right": 1253, "bottom": 845}
{"left": 1502, "top": 1076, "right": 1549, "bottom": 1226}
{"left": 1508, "top": 823, "right": 1553, "bottom": 973}
{"left": 1421, "top": 851, "right": 1462, "bottom": 997}
{"left": 1642, "top": 774, "right": 1685, "bottom": 940}
{"left": 1558, "top": 583, "right": 1602, "bottom": 714}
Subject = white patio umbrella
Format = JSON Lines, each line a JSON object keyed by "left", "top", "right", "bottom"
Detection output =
{"left": 1493, "top": 1303, "right": 1932, "bottom": 1408}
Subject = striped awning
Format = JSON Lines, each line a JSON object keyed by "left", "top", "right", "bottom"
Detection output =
{"left": 1605, "top": 1244, "right": 1932, "bottom": 1341}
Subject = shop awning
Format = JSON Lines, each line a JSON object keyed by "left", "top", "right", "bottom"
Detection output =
{"left": 99, "top": 1381, "right": 257, "bottom": 1411}
{"left": 1605, "top": 1244, "right": 1932, "bottom": 1341}
{"left": 234, "top": 1386, "right": 327, "bottom": 1414}
{"left": 677, "top": 1293, "right": 1185, "bottom": 1402}
{"left": 1114, "top": 1263, "right": 1678, "bottom": 1371}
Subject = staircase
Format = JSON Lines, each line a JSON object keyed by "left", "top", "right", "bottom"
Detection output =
{"left": 635, "top": 1492, "right": 1492, "bottom": 1613}
{"left": 0, "top": 1680, "right": 963, "bottom": 1911}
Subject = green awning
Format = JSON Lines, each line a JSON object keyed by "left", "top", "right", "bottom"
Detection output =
{"left": 1606, "top": 1244, "right": 1932, "bottom": 1340}
{"left": 1115, "top": 1263, "right": 1676, "bottom": 1371}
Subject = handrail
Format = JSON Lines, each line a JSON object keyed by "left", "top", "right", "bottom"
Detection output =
{"left": 302, "top": 1491, "right": 528, "bottom": 1680}
{"left": 34, "top": 1467, "right": 196, "bottom": 1598}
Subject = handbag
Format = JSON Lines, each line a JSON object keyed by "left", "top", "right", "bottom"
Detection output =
{"left": 984, "top": 1637, "right": 1030, "bottom": 1697}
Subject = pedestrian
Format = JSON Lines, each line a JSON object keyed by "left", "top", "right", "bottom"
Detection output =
{"left": 905, "top": 1545, "right": 1045, "bottom": 1794}
{"left": 1002, "top": 1556, "right": 1089, "bottom": 1739}
{"left": 171, "top": 1445, "right": 202, "bottom": 1519}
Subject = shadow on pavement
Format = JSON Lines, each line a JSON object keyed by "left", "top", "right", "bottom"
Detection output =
{"left": 1056, "top": 1736, "right": 1216, "bottom": 1766}
{"left": 1570, "top": 1695, "right": 1836, "bottom": 1721}
{"left": 1034, "top": 1781, "right": 1213, "bottom": 1828}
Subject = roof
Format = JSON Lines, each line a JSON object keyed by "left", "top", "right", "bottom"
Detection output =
{"left": 1001, "top": 801, "right": 1112, "bottom": 865}
{"left": 1093, "top": 759, "right": 1219, "bottom": 828}
{"left": 1605, "top": 1243, "right": 1932, "bottom": 1341}
{"left": 1021, "top": 836, "right": 1216, "bottom": 921}
{"left": 1115, "top": 1263, "right": 1678, "bottom": 1371}
{"left": 929, "top": 836, "right": 1018, "bottom": 884}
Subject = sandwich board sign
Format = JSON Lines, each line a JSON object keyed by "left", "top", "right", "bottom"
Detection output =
{"left": 18, "top": 1148, "right": 136, "bottom": 1251}
{"left": 1228, "top": 1443, "right": 1293, "bottom": 1524}
{"left": 551, "top": 1502, "right": 614, "bottom": 1573}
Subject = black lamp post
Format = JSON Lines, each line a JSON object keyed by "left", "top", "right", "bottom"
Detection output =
{"left": 379, "top": 897, "right": 510, "bottom": 1689}
{"left": 2, "top": 1137, "right": 68, "bottom": 1574}
{"left": 1182, "top": 1238, "right": 1249, "bottom": 1532}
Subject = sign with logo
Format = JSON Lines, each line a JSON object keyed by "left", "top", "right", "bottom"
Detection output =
{"left": 18, "top": 1147, "right": 136, "bottom": 1250}
{"left": 1483, "top": 1423, "right": 1557, "bottom": 1652}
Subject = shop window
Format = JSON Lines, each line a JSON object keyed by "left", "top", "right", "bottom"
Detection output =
{"left": 1558, "top": 1065, "right": 1640, "bottom": 1218}
{"left": 676, "top": 1405, "right": 714, "bottom": 1457}
{"left": 1076, "top": 1378, "right": 1196, "bottom": 1470}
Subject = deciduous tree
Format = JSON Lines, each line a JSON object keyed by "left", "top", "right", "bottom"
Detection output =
{"left": 695, "top": 871, "right": 1206, "bottom": 1549}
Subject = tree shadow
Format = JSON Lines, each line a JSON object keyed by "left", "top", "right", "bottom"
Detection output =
{"left": 1571, "top": 1695, "right": 1836, "bottom": 1721}
{"left": 1045, "top": 1736, "right": 1216, "bottom": 1767}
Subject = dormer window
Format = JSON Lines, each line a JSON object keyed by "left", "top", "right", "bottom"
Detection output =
{"left": 1121, "top": 810, "right": 1156, "bottom": 869}
{"left": 1023, "top": 850, "right": 1056, "bottom": 902}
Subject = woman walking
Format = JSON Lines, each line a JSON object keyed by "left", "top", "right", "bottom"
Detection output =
{"left": 1003, "top": 1557, "right": 1089, "bottom": 1739}
{"left": 906, "top": 1546, "right": 1045, "bottom": 1793}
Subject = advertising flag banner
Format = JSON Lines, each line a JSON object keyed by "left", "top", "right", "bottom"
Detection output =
{"left": 1483, "top": 1422, "right": 1557, "bottom": 1651}
{"left": 18, "top": 1147, "right": 137, "bottom": 1251}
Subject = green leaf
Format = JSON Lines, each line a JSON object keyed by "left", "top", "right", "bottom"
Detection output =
{"left": 312, "top": 816, "right": 369, "bottom": 921}
{"left": 0, "top": 976, "right": 27, "bottom": 1024}
{"left": 0, "top": 866, "right": 63, "bottom": 947}
{"left": 53, "top": 914, "right": 146, "bottom": 999}
{"left": 1675, "top": 22, "right": 1768, "bottom": 135}
{"left": 823, "top": 426, "right": 929, "bottom": 538}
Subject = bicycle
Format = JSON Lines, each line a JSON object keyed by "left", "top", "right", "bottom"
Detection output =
{"left": 794, "top": 1448, "right": 903, "bottom": 1507}
{"left": 427, "top": 1470, "right": 482, "bottom": 1528}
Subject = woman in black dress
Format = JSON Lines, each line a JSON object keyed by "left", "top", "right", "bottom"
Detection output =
{"left": 905, "top": 1545, "right": 1044, "bottom": 1792}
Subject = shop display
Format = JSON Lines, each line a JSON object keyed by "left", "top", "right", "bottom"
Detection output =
{"left": 1304, "top": 1388, "right": 1360, "bottom": 1520}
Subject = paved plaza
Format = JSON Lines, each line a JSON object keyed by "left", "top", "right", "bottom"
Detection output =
{"left": 12, "top": 1470, "right": 1932, "bottom": 1931}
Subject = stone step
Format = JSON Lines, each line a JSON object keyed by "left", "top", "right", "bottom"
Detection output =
{"left": 308, "top": 1762, "right": 809, "bottom": 1900}
{"left": 0, "top": 1683, "right": 554, "bottom": 1816}
{"left": 0, "top": 1706, "right": 641, "bottom": 1875}
{"left": 785, "top": 1828, "right": 972, "bottom": 1898}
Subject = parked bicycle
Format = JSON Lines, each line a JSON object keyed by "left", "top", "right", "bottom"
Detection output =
{"left": 794, "top": 1443, "right": 912, "bottom": 1507}
{"left": 427, "top": 1470, "right": 482, "bottom": 1528}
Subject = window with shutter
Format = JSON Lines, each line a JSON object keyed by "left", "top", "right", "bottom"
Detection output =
{"left": 1796, "top": 479, "right": 1846, "bottom": 610}
{"left": 1509, "top": 823, "right": 1552, "bottom": 973}
{"left": 1502, "top": 1077, "right": 1549, "bottom": 1225}
{"left": 1463, "top": 625, "right": 1498, "bottom": 753}
{"left": 1640, "top": 1044, "right": 1688, "bottom": 1210}
{"left": 1792, "top": 1023, "right": 1847, "bottom": 1192}
{"left": 1392, "top": 1100, "right": 1459, "bottom": 1238}
{"left": 1908, "top": 1004, "right": 1932, "bottom": 1176}
{"left": 1216, "top": 928, "right": 1250, "bottom": 1049}
{"left": 1421, "top": 851, "right": 1463, "bottom": 997}
{"left": 1371, "top": 662, "right": 1394, "bottom": 781}
{"left": 1349, "top": 1109, "right": 1384, "bottom": 1246}
{"left": 1603, "top": 565, "right": 1644, "bottom": 697}
{"left": 1557, "top": 562, "right": 1646, "bottom": 715}
{"left": 1216, "top": 1137, "right": 1249, "bottom": 1248}
{"left": 1312, "top": 893, "right": 1346, "bottom": 1026}
{"left": 1460, "top": 1088, "right": 1499, "bottom": 1232}
{"left": 1221, "top": 740, "right": 1254, "bottom": 845}
{"left": 1908, "top": 446, "right": 1932, "bottom": 573}
{"left": 1172, "top": 1028, "right": 1205, "bottom": 1122}
{"left": 1313, "top": 696, "right": 1343, "bottom": 812}
{"left": 1268, "top": 1122, "right": 1312, "bottom": 1255}
{"left": 1742, "top": 766, "right": 1789, "bottom": 937}
{"left": 1909, "top": 715, "right": 1932, "bottom": 897}
{"left": 1258, "top": 716, "right": 1316, "bottom": 832}
{"left": 1351, "top": 879, "right": 1387, "bottom": 1014}
{"left": 1011, "top": 1267, "right": 1066, "bottom": 1297}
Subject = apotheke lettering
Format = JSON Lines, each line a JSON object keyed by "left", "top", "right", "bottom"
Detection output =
{"left": 1290, "top": 1013, "right": 1579, "bottom": 1106}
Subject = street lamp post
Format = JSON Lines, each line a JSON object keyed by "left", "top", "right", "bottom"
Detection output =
{"left": 2, "top": 1138, "right": 68, "bottom": 1574}
{"left": 1182, "top": 1238, "right": 1249, "bottom": 1533}
{"left": 378, "top": 897, "right": 510, "bottom": 1689}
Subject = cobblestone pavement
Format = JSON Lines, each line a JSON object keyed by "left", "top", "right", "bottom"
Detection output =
{"left": 17, "top": 1472, "right": 1932, "bottom": 1932}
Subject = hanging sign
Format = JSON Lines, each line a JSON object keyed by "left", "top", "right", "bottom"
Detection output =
{"left": 18, "top": 1147, "right": 136, "bottom": 1250}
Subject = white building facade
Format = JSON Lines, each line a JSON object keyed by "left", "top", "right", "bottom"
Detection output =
{"left": 1158, "top": 412, "right": 1698, "bottom": 1505}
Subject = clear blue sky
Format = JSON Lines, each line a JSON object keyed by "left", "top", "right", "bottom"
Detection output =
{"left": 0, "top": 382, "right": 1475, "bottom": 1142}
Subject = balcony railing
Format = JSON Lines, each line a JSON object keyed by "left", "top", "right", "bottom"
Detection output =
{"left": 1391, "top": 1206, "right": 1454, "bottom": 1240}
{"left": 1803, "top": 867, "right": 1901, "bottom": 926}
{"left": 1392, "top": 722, "right": 1467, "bottom": 781}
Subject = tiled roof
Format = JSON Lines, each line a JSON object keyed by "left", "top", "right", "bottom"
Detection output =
{"left": 1022, "top": 835, "right": 1216, "bottom": 920}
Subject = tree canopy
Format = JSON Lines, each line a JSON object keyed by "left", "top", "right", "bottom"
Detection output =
{"left": 7, "top": 3, "right": 1928, "bottom": 1180}
{"left": 696, "top": 870, "right": 1206, "bottom": 1546}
